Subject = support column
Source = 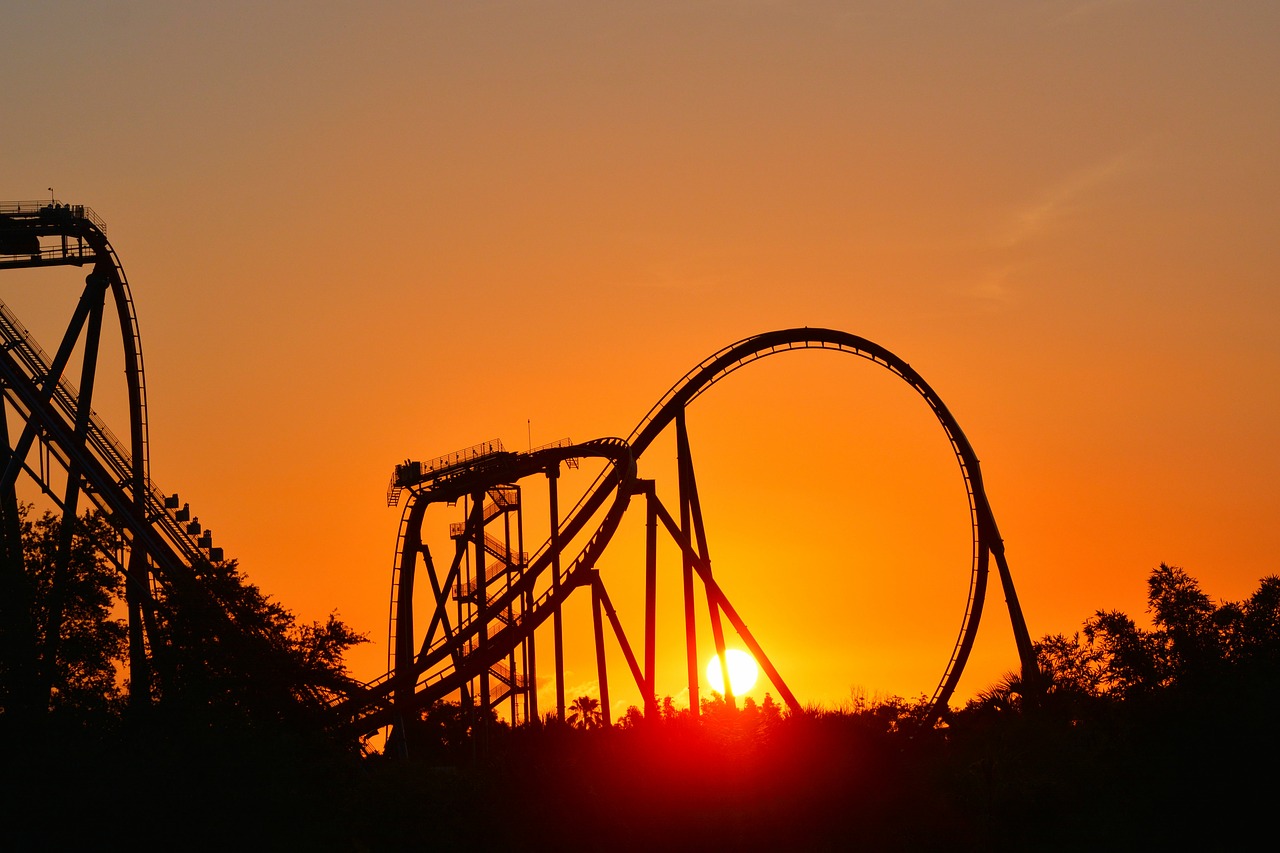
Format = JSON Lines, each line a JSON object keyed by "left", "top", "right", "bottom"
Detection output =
{"left": 676, "top": 418, "right": 733, "bottom": 709}
{"left": 987, "top": 506, "right": 1040, "bottom": 694}
{"left": 676, "top": 413, "right": 699, "bottom": 716}
{"left": 643, "top": 481, "right": 659, "bottom": 718}
{"left": 503, "top": 498, "right": 517, "bottom": 724}
{"left": 42, "top": 282, "right": 107, "bottom": 703}
{"left": 519, "top": 485, "right": 537, "bottom": 724}
{"left": 592, "top": 574, "right": 610, "bottom": 727}
{"left": 548, "top": 464, "right": 565, "bottom": 722}
{"left": 473, "top": 491, "right": 490, "bottom": 751}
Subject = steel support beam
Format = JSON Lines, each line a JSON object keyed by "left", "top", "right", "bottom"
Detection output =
{"left": 650, "top": 493, "right": 801, "bottom": 715}
{"left": 677, "top": 413, "right": 700, "bottom": 715}
{"left": 41, "top": 279, "right": 107, "bottom": 702}
{"left": 548, "top": 465, "right": 565, "bottom": 722}
{"left": 591, "top": 573, "right": 610, "bottom": 727}
{"left": 643, "top": 481, "right": 658, "bottom": 717}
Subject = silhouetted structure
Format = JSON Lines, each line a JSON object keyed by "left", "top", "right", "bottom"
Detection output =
{"left": 347, "top": 330, "right": 1041, "bottom": 751}
{"left": 0, "top": 201, "right": 323, "bottom": 718}
{"left": 0, "top": 202, "right": 1037, "bottom": 739}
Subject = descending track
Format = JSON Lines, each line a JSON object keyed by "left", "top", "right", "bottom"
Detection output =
{"left": 0, "top": 201, "right": 316, "bottom": 711}
{"left": 358, "top": 328, "right": 1039, "bottom": 740}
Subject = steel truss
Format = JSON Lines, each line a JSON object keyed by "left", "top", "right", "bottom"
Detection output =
{"left": 348, "top": 329, "right": 1039, "bottom": 746}
{"left": 0, "top": 200, "right": 250, "bottom": 715}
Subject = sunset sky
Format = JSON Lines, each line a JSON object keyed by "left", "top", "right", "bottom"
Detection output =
{"left": 3, "top": 1, "right": 1278, "bottom": 715}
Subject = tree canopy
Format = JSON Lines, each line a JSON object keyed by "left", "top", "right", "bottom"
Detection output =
{"left": 1034, "top": 563, "right": 1280, "bottom": 707}
{"left": 0, "top": 505, "right": 365, "bottom": 734}
{"left": 8, "top": 514, "right": 1280, "bottom": 851}
{"left": 0, "top": 507, "right": 127, "bottom": 720}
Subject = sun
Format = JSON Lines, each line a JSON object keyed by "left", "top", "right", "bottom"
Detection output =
{"left": 706, "top": 649, "right": 760, "bottom": 696}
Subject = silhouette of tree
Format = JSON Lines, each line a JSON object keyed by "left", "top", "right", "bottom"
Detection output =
{"left": 0, "top": 506, "right": 127, "bottom": 719}
{"left": 402, "top": 699, "right": 500, "bottom": 762}
{"left": 0, "top": 512, "right": 372, "bottom": 846}
{"left": 1238, "top": 575, "right": 1280, "bottom": 662}
{"left": 759, "top": 692, "right": 784, "bottom": 726}
{"left": 699, "top": 689, "right": 732, "bottom": 720}
{"left": 616, "top": 704, "right": 645, "bottom": 730}
{"left": 972, "top": 671, "right": 1025, "bottom": 713}
{"left": 1146, "top": 562, "right": 1223, "bottom": 683}
{"left": 0, "top": 501, "right": 365, "bottom": 730}
{"left": 567, "top": 694, "right": 602, "bottom": 730}
{"left": 1034, "top": 632, "right": 1107, "bottom": 699}
{"left": 149, "top": 554, "right": 365, "bottom": 725}
{"left": 1029, "top": 564, "right": 1280, "bottom": 708}
{"left": 1080, "top": 609, "right": 1162, "bottom": 697}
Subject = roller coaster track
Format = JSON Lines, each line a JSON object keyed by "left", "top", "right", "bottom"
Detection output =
{"left": 617, "top": 329, "right": 1037, "bottom": 711}
{"left": 1, "top": 200, "right": 1036, "bottom": 731}
{"left": 352, "top": 329, "right": 1039, "bottom": 738}
{"left": 336, "top": 438, "right": 636, "bottom": 733}
{"left": 0, "top": 298, "right": 212, "bottom": 567}
{"left": 0, "top": 201, "right": 286, "bottom": 708}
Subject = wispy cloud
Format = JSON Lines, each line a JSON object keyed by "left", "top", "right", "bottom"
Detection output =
{"left": 968, "top": 148, "right": 1146, "bottom": 305}
{"left": 998, "top": 151, "right": 1140, "bottom": 249}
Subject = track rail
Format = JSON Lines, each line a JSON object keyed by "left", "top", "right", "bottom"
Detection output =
{"left": 0, "top": 201, "right": 317, "bottom": 709}
{"left": 352, "top": 328, "right": 1038, "bottom": 732}
{"left": 0, "top": 202, "right": 216, "bottom": 567}
{"left": 336, "top": 438, "right": 635, "bottom": 731}
{"left": 624, "top": 329, "right": 994, "bottom": 710}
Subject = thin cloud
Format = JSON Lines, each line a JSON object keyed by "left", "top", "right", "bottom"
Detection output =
{"left": 999, "top": 152, "right": 1140, "bottom": 249}
{"left": 968, "top": 148, "right": 1146, "bottom": 304}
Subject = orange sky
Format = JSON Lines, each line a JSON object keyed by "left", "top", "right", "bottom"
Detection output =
{"left": 3, "top": 2, "right": 1278, "bottom": 715}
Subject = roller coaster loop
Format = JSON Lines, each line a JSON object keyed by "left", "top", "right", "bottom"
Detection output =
{"left": 357, "top": 328, "right": 1040, "bottom": 749}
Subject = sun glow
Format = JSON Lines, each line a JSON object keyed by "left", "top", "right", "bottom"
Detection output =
{"left": 706, "top": 649, "right": 760, "bottom": 696}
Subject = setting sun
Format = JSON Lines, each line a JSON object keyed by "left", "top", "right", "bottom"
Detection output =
{"left": 706, "top": 649, "right": 760, "bottom": 696}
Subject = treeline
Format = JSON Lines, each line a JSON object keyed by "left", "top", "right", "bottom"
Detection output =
{"left": 0, "top": 507, "right": 366, "bottom": 726}
{"left": 364, "top": 563, "right": 1280, "bottom": 850}
{"left": 3, "top": 509, "right": 1278, "bottom": 849}
{"left": 0, "top": 508, "right": 367, "bottom": 849}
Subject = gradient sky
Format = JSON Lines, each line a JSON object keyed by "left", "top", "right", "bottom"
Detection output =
{"left": 3, "top": 1, "right": 1278, "bottom": 714}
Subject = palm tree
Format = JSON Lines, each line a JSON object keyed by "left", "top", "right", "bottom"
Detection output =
{"left": 974, "top": 670, "right": 1024, "bottom": 713}
{"left": 566, "top": 694, "right": 602, "bottom": 730}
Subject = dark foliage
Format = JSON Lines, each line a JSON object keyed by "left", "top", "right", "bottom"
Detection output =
{"left": 7, "top": 553, "right": 1280, "bottom": 850}
{"left": 0, "top": 507, "right": 127, "bottom": 722}
{"left": 350, "top": 566, "right": 1280, "bottom": 851}
{"left": 1035, "top": 563, "right": 1280, "bottom": 704}
{"left": 150, "top": 553, "right": 366, "bottom": 728}
{"left": 0, "top": 507, "right": 371, "bottom": 848}
{"left": 959, "top": 563, "right": 1280, "bottom": 848}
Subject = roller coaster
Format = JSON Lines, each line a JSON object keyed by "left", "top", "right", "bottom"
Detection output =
{"left": 0, "top": 200, "right": 1038, "bottom": 744}
{"left": 0, "top": 200, "right": 321, "bottom": 716}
